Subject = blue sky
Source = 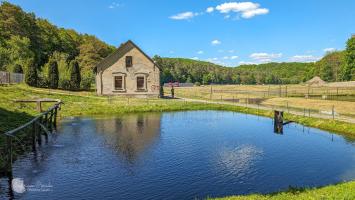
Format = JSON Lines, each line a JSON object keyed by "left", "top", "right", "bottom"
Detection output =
{"left": 5, "top": 0, "right": 355, "bottom": 66}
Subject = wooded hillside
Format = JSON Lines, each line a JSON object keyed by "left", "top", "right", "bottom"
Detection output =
{"left": 0, "top": 2, "right": 114, "bottom": 90}
{"left": 154, "top": 47, "right": 354, "bottom": 85}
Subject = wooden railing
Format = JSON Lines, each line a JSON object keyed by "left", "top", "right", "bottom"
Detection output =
{"left": 1, "top": 101, "right": 63, "bottom": 175}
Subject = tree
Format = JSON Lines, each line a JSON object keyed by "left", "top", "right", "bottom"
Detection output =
{"left": 69, "top": 60, "right": 81, "bottom": 90}
{"left": 342, "top": 36, "right": 355, "bottom": 81}
{"left": 25, "top": 61, "right": 37, "bottom": 86}
{"left": 48, "top": 58, "right": 59, "bottom": 89}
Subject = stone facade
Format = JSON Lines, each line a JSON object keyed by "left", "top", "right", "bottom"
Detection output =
{"left": 95, "top": 40, "right": 160, "bottom": 97}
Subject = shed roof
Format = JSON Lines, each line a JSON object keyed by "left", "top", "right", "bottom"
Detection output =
{"left": 306, "top": 76, "right": 326, "bottom": 85}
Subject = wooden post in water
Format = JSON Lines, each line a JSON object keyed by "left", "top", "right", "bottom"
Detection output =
{"left": 274, "top": 110, "right": 283, "bottom": 134}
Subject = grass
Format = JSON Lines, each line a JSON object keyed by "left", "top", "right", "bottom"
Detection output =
{"left": 0, "top": 84, "right": 354, "bottom": 199}
{"left": 210, "top": 181, "right": 355, "bottom": 200}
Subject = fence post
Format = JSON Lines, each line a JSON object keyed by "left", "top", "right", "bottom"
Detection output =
{"left": 32, "top": 122, "right": 36, "bottom": 151}
{"left": 210, "top": 85, "right": 212, "bottom": 100}
{"left": 286, "top": 101, "right": 289, "bottom": 113}
{"left": 38, "top": 117, "right": 42, "bottom": 146}
{"left": 53, "top": 107, "right": 57, "bottom": 130}
{"left": 6, "top": 137, "right": 13, "bottom": 174}
{"left": 332, "top": 105, "right": 335, "bottom": 120}
{"left": 285, "top": 86, "right": 288, "bottom": 97}
{"left": 308, "top": 109, "right": 311, "bottom": 117}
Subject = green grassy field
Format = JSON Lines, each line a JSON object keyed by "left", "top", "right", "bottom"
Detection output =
{"left": 0, "top": 84, "right": 354, "bottom": 199}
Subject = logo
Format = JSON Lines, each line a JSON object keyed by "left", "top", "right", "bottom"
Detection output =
{"left": 12, "top": 178, "right": 26, "bottom": 194}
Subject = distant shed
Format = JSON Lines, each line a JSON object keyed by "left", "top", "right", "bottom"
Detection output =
{"left": 306, "top": 76, "right": 326, "bottom": 86}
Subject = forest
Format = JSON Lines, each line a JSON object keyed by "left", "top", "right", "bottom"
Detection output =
{"left": 1, "top": 2, "right": 354, "bottom": 90}
{"left": 0, "top": 2, "right": 114, "bottom": 90}
{"left": 154, "top": 47, "right": 354, "bottom": 85}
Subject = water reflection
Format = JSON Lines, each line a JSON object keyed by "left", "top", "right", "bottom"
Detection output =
{"left": 95, "top": 114, "right": 161, "bottom": 164}
{"left": 218, "top": 144, "right": 263, "bottom": 176}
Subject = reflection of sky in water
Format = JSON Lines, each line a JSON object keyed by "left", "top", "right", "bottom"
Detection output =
{"left": 218, "top": 144, "right": 263, "bottom": 176}
{"left": 1, "top": 111, "right": 354, "bottom": 200}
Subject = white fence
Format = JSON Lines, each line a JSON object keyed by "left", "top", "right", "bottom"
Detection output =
{"left": 0, "top": 71, "right": 24, "bottom": 84}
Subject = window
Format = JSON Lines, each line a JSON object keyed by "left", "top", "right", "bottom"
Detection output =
{"left": 126, "top": 56, "right": 132, "bottom": 67}
{"left": 114, "top": 76, "right": 123, "bottom": 90}
{"left": 137, "top": 76, "right": 145, "bottom": 90}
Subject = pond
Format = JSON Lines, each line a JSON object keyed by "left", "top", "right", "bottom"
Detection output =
{"left": 1, "top": 111, "right": 355, "bottom": 199}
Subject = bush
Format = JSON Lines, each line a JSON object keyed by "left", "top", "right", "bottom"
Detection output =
{"left": 194, "top": 82, "right": 201, "bottom": 86}
{"left": 80, "top": 76, "right": 92, "bottom": 90}
{"left": 12, "top": 64, "right": 23, "bottom": 73}
{"left": 59, "top": 79, "right": 71, "bottom": 90}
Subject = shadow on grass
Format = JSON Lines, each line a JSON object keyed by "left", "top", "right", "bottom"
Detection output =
{"left": 0, "top": 107, "right": 34, "bottom": 175}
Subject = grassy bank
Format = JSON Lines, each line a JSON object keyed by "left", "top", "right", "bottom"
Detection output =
{"left": 210, "top": 181, "right": 355, "bottom": 200}
{"left": 0, "top": 84, "right": 354, "bottom": 199}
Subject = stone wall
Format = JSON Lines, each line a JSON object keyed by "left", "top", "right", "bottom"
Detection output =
{"left": 96, "top": 47, "right": 160, "bottom": 97}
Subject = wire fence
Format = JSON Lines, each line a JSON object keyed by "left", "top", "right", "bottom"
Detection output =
{"left": 169, "top": 86, "right": 355, "bottom": 123}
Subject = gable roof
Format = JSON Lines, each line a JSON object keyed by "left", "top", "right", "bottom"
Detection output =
{"left": 95, "top": 40, "right": 160, "bottom": 73}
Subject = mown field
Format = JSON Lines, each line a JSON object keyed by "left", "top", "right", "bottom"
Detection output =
{"left": 0, "top": 84, "right": 355, "bottom": 199}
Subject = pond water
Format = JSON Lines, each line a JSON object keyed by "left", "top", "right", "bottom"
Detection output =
{"left": 1, "top": 111, "right": 355, "bottom": 199}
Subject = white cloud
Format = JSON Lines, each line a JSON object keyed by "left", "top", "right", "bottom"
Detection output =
{"left": 231, "top": 55, "right": 239, "bottom": 60}
{"left": 169, "top": 50, "right": 174, "bottom": 54}
{"left": 242, "top": 8, "right": 269, "bottom": 19}
{"left": 250, "top": 53, "right": 282, "bottom": 61}
{"left": 206, "top": 7, "right": 214, "bottom": 13}
{"left": 215, "top": 2, "right": 269, "bottom": 19}
{"left": 228, "top": 50, "right": 235, "bottom": 53}
{"left": 197, "top": 50, "right": 204, "bottom": 54}
{"left": 223, "top": 56, "right": 229, "bottom": 60}
{"left": 239, "top": 61, "right": 256, "bottom": 65}
{"left": 170, "top": 12, "right": 196, "bottom": 20}
{"left": 191, "top": 57, "right": 199, "bottom": 60}
{"left": 290, "top": 55, "right": 321, "bottom": 62}
{"left": 211, "top": 40, "right": 221, "bottom": 45}
{"left": 109, "top": 2, "right": 120, "bottom": 9}
{"left": 323, "top": 48, "right": 336, "bottom": 52}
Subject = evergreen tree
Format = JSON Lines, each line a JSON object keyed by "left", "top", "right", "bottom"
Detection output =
{"left": 69, "top": 60, "right": 81, "bottom": 90}
{"left": 25, "top": 62, "right": 37, "bottom": 86}
{"left": 48, "top": 58, "right": 59, "bottom": 89}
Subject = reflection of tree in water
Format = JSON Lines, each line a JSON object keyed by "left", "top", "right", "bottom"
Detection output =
{"left": 95, "top": 114, "right": 161, "bottom": 165}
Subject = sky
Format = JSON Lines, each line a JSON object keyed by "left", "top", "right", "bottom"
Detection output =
{"left": 5, "top": 0, "right": 355, "bottom": 66}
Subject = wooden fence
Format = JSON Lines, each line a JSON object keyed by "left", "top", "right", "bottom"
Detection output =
{"left": 0, "top": 71, "right": 24, "bottom": 84}
{"left": 0, "top": 101, "right": 62, "bottom": 175}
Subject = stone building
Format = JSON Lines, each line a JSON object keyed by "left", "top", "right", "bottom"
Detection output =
{"left": 95, "top": 40, "right": 160, "bottom": 97}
